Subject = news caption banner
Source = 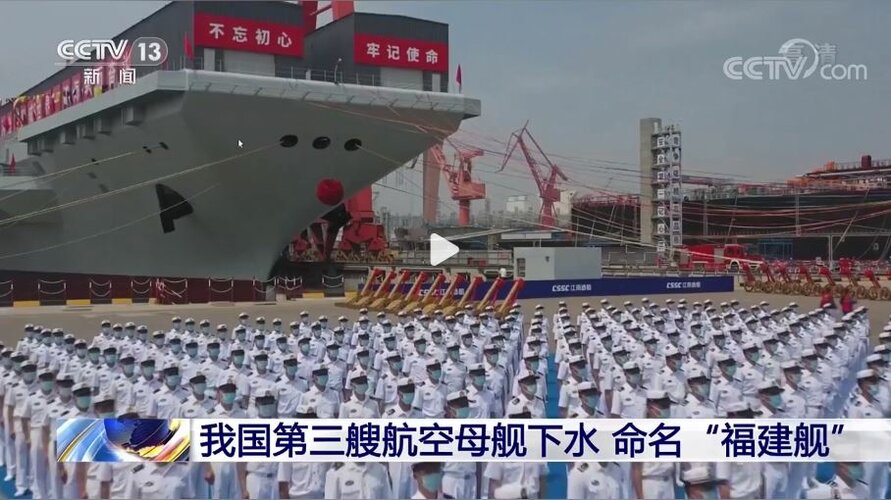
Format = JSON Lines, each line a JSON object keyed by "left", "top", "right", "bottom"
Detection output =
{"left": 56, "top": 418, "right": 891, "bottom": 463}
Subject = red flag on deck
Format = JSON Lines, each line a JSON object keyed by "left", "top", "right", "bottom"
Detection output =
{"left": 456, "top": 64, "right": 463, "bottom": 93}
{"left": 9, "top": 154, "right": 15, "bottom": 175}
{"left": 184, "top": 32, "right": 194, "bottom": 61}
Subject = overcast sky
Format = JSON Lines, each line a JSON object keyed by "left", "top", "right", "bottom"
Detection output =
{"left": 1, "top": 1, "right": 889, "bottom": 216}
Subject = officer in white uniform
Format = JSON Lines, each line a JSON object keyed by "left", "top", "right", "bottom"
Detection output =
{"left": 383, "top": 378, "right": 420, "bottom": 499}
{"left": 244, "top": 392, "right": 280, "bottom": 499}
{"left": 277, "top": 405, "right": 328, "bottom": 499}
{"left": 12, "top": 361, "right": 38, "bottom": 497}
{"left": 804, "top": 462, "right": 870, "bottom": 499}
{"left": 410, "top": 462, "right": 446, "bottom": 500}
{"left": 716, "top": 402, "right": 765, "bottom": 499}
{"left": 631, "top": 391, "right": 676, "bottom": 499}
{"left": 506, "top": 372, "right": 546, "bottom": 418}
{"left": 567, "top": 462, "right": 622, "bottom": 500}
{"left": 324, "top": 460, "right": 392, "bottom": 499}
{"left": 339, "top": 374, "right": 379, "bottom": 418}
{"left": 26, "top": 367, "right": 55, "bottom": 499}
{"left": 844, "top": 369, "right": 888, "bottom": 499}
{"left": 413, "top": 359, "right": 448, "bottom": 419}
{"left": 441, "top": 391, "right": 477, "bottom": 499}
{"left": 484, "top": 406, "right": 548, "bottom": 499}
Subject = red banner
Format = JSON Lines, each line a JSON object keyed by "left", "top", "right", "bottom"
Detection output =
{"left": 194, "top": 13, "right": 303, "bottom": 57}
{"left": 0, "top": 113, "right": 9, "bottom": 136}
{"left": 52, "top": 84, "right": 62, "bottom": 113}
{"left": 354, "top": 34, "right": 448, "bottom": 73}
{"left": 28, "top": 97, "right": 39, "bottom": 123}
{"left": 69, "top": 73, "right": 83, "bottom": 106}
{"left": 42, "top": 90, "right": 54, "bottom": 118}
{"left": 61, "top": 80, "right": 72, "bottom": 109}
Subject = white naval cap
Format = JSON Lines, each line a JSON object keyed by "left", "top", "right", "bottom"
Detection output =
{"left": 446, "top": 390, "right": 468, "bottom": 404}
{"left": 577, "top": 381, "right": 599, "bottom": 393}
{"left": 801, "top": 348, "right": 817, "bottom": 358}
{"left": 780, "top": 360, "right": 801, "bottom": 370}
{"left": 741, "top": 341, "right": 759, "bottom": 351}
{"left": 757, "top": 380, "right": 780, "bottom": 392}
{"left": 397, "top": 377, "right": 415, "bottom": 388}
{"left": 622, "top": 361, "right": 639, "bottom": 371}
{"left": 685, "top": 366, "right": 708, "bottom": 380}
{"left": 857, "top": 369, "right": 877, "bottom": 380}
{"left": 238, "top": 312, "right": 249, "bottom": 319}
{"left": 568, "top": 354, "right": 586, "bottom": 365}
{"left": 714, "top": 353, "right": 732, "bottom": 363}
{"left": 663, "top": 344, "right": 680, "bottom": 357}
{"left": 724, "top": 401, "right": 753, "bottom": 414}
{"left": 866, "top": 354, "right": 885, "bottom": 364}
{"left": 425, "top": 358, "right": 442, "bottom": 368}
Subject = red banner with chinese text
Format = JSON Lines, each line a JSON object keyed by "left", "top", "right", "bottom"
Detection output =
{"left": 354, "top": 34, "right": 448, "bottom": 73}
{"left": 194, "top": 13, "right": 304, "bottom": 57}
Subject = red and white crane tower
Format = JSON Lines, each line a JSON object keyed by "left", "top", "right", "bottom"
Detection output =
{"left": 501, "top": 123, "right": 568, "bottom": 228}
{"left": 426, "top": 143, "right": 486, "bottom": 225}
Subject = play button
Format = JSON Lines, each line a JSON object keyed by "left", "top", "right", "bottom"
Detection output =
{"left": 429, "top": 233, "right": 459, "bottom": 266}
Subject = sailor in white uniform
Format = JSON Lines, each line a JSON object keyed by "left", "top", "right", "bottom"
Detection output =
{"left": 804, "top": 462, "right": 870, "bottom": 499}
{"left": 411, "top": 462, "right": 447, "bottom": 500}
{"left": 631, "top": 390, "right": 676, "bottom": 500}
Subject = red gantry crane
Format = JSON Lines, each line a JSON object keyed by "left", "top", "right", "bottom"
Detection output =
{"left": 426, "top": 143, "right": 486, "bottom": 225}
{"left": 500, "top": 122, "right": 568, "bottom": 227}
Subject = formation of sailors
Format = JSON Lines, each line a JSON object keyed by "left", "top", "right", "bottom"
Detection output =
{"left": 0, "top": 296, "right": 886, "bottom": 499}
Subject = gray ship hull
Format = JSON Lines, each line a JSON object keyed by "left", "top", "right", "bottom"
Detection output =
{"left": 0, "top": 70, "right": 479, "bottom": 279}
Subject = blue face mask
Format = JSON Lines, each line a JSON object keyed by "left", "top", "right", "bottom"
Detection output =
{"left": 171, "top": 344, "right": 182, "bottom": 354}
{"left": 88, "top": 352, "right": 100, "bottom": 363}
{"left": 416, "top": 344, "right": 427, "bottom": 354}
{"left": 285, "top": 365, "right": 298, "bottom": 377}
{"left": 258, "top": 404, "right": 275, "bottom": 418}
{"left": 99, "top": 412, "right": 115, "bottom": 419}
{"left": 456, "top": 406, "right": 471, "bottom": 418}
{"left": 473, "top": 375, "right": 486, "bottom": 387}
{"left": 867, "top": 384, "right": 880, "bottom": 398}
{"left": 300, "top": 344, "right": 310, "bottom": 355}
{"left": 659, "top": 407, "right": 672, "bottom": 418}
{"left": 256, "top": 360, "right": 268, "bottom": 371}
{"left": 236, "top": 333, "right": 246, "bottom": 341}
{"left": 316, "top": 375, "right": 329, "bottom": 387}
{"left": 278, "top": 343, "right": 288, "bottom": 352}
{"left": 585, "top": 394, "right": 599, "bottom": 409}
{"left": 166, "top": 375, "right": 181, "bottom": 388}
{"left": 76, "top": 396, "right": 91, "bottom": 411}
{"left": 40, "top": 380, "right": 54, "bottom": 393}
{"left": 193, "top": 383, "right": 207, "bottom": 396}
{"left": 186, "top": 347, "right": 198, "bottom": 357}
{"left": 221, "top": 392, "right": 237, "bottom": 405}
{"left": 142, "top": 366, "right": 155, "bottom": 378}
{"left": 208, "top": 347, "right": 220, "bottom": 359}
{"left": 769, "top": 394, "right": 783, "bottom": 409}
{"left": 233, "top": 356, "right": 245, "bottom": 367}
{"left": 106, "top": 355, "right": 118, "bottom": 366}
{"left": 847, "top": 463, "right": 865, "bottom": 482}
{"left": 22, "top": 372, "right": 36, "bottom": 384}
{"left": 354, "top": 383, "right": 369, "bottom": 396}
{"left": 723, "top": 365, "right": 737, "bottom": 377}
{"left": 421, "top": 472, "right": 443, "bottom": 492}
{"left": 430, "top": 369, "right": 442, "bottom": 381}
{"left": 401, "top": 392, "right": 415, "bottom": 406}
{"left": 122, "top": 364, "right": 135, "bottom": 377}
{"left": 392, "top": 361, "right": 403, "bottom": 371}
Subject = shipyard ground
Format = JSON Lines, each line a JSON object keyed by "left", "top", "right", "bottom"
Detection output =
{"left": 0, "top": 290, "right": 881, "bottom": 500}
